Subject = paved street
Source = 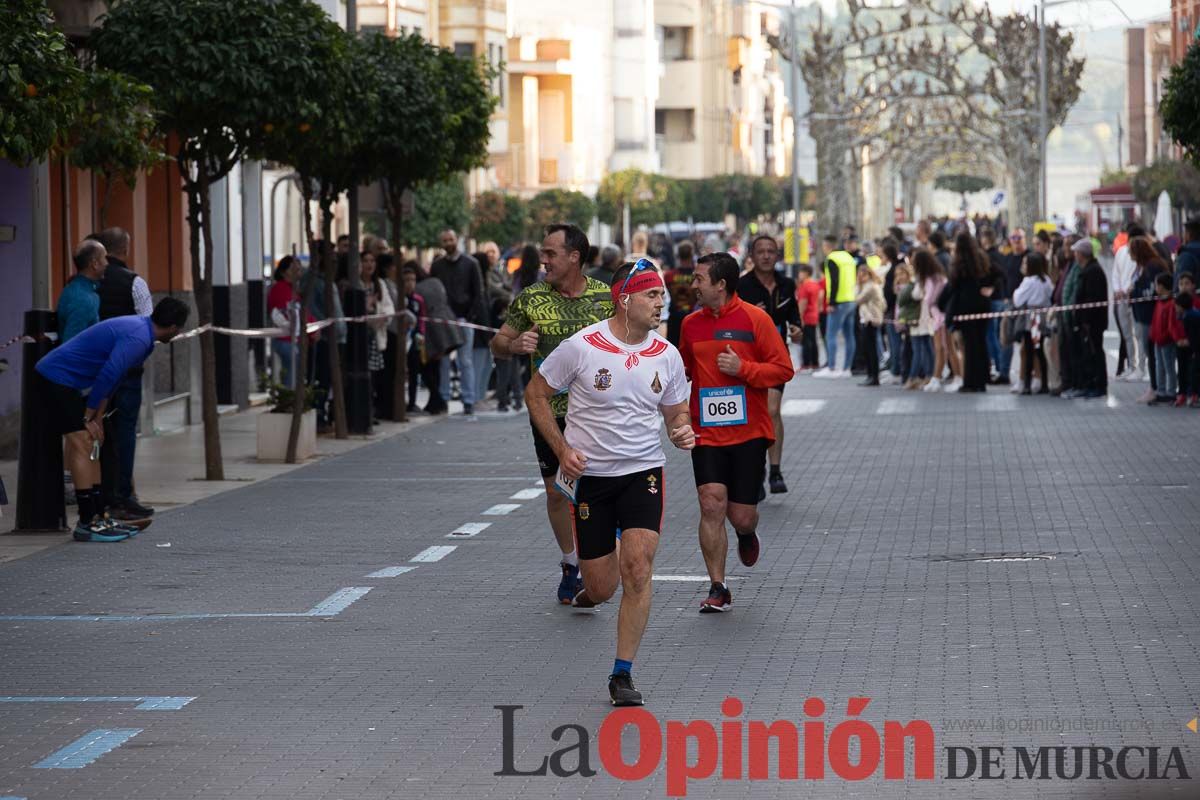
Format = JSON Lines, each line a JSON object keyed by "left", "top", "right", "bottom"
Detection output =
{"left": 1, "top": 375, "right": 1198, "bottom": 799}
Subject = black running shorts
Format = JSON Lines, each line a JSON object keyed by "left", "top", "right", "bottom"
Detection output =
{"left": 572, "top": 467, "right": 664, "bottom": 560}
{"left": 691, "top": 438, "right": 769, "bottom": 506}
{"left": 36, "top": 371, "right": 87, "bottom": 435}
{"left": 531, "top": 417, "right": 568, "bottom": 478}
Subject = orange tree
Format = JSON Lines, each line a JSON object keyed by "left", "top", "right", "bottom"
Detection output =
{"left": 92, "top": 0, "right": 337, "bottom": 479}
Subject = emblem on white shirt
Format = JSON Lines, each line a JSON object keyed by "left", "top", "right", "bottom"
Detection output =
{"left": 650, "top": 371, "right": 662, "bottom": 394}
{"left": 594, "top": 368, "right": 612, "bottom": 391}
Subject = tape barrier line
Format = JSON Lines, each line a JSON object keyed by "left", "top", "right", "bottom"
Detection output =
{"left": 4, "top": 293, "right": 1178, "bottom": 349}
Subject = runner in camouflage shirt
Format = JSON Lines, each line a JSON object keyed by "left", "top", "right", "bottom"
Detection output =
{"left": 491, "top": 224, "right": 614, "bottom": 603}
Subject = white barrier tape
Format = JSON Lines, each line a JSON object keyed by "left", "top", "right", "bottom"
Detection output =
{"left": 881, "top": 293, "right": 1170, "bottom": 327}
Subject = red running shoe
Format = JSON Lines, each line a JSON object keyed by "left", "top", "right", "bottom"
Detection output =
{"left": 736, "top": 531, "right": 760, "bottom": 567}
{"left": 699, "top": 582, "right": 732, "bottom": 613}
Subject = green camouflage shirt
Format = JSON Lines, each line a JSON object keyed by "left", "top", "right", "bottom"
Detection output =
{"left": 504, "top": 277, "right": 614, "bottom": 417}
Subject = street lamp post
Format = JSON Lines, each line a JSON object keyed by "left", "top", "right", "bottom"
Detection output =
{"left": 790, "top": 0, "right": 802, "bottom": 268}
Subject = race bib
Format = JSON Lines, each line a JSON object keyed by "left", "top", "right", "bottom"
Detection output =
{"left": 699, "top": 386, "right": 747, "bottom": 427}
{"left": 554, "top": 466, "right": 578, "bottom": 503}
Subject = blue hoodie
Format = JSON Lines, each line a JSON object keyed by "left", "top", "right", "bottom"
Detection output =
{"left": 1175, "top": 240, "right": 1200, "bottom": 290}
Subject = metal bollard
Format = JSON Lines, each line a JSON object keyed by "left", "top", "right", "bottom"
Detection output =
{"left": 15, "top": 309, "right": 66, "bottom": 532}
{"left": 342, "top": 288, "right": 372, "bottom": 434}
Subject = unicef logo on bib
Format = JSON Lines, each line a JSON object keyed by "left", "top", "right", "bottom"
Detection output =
{"left": 699, "top": 386, "right": 747, "bottom": 427}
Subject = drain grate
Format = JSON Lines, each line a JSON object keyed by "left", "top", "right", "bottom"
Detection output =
{"left": 922, "top": 552, "right": 1073, "bottom": 563}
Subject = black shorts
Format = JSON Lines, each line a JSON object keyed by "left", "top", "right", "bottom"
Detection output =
{"left": 532, "top": 417, "right": 568, "bottom": 477}
{"left": 691, "top": 438, "right": 769, "bottom": 506}
{"left": 36, "top": 370, "right": 87, "bottom": 435}
{"left": 572, "top": 467, "right": 664, "bottom": 560}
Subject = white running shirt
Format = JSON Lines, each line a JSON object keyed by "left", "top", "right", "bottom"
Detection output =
{"left": 538, "top": 320, "right": 689, "bottom": 477}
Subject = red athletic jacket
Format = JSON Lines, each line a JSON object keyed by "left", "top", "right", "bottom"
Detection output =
{"left": 1150, "top": 297, "right": 1185, "bottom": 346}
{"left": 679, "top": 295, "right": 794, "bottom": 447}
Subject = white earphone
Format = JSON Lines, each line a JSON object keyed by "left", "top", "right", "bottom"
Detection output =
{"left": 622, "top": 296, "right": 629, "bottom": 306}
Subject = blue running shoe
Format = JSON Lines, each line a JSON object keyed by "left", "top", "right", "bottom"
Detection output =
{"left": 73, "top": 518, "right": 131, "bottom": 543}
{"left": 557, "top": 563, "right": 582, "bottom": 605}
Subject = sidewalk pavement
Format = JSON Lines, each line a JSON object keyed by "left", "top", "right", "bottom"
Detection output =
{"left": 0, "top": 399, "right": 470, "bottom": 562}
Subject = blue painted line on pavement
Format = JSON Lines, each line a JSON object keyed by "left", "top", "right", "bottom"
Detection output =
{"left": 33, "top": 728, "right": 142, "bottom": 769}
{"left": 0, "top": 795, "right": 28, "bottom": 799}
{"left": 0, "top": 696, "right": 195, "bottom": 710}
{"left": 0, "top": 587, "right": 372, "bottom": 622}
{"left": 306, "top": 586, "right": 372, "bottom": 616}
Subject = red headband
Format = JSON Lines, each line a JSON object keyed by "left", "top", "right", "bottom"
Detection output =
{"left": 612, "top": 271, "right": 663, "bottom": 302}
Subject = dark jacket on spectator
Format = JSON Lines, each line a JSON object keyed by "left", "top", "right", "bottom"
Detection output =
{"left": 1076, "top": 258, "right": 1108, "bottom": 331}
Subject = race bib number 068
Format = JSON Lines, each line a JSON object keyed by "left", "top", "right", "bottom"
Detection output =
{"left": 699, "top": 386, "right": 747, "bottom": 427}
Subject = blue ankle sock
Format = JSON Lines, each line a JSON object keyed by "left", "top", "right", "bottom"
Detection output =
{"left": 613, "top": 659, "right": 632, "bottom": 676}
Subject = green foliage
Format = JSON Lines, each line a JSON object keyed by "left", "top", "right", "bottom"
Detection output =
{"left": 1099, "top": 167, "right": 1134, "bottom": 187}
{"left": 1132, "top": 159, "right": 1200, "bottom": 209}
{"left": 934, "top": 174, "right": 995, "bottom": 196}
{"left": 0, "top": 0, "right": 84, "bottom": 163}
{"left": 679, "top": 175, "right": 792, "bottom": 223}
{"left": 252, "top": 3, "right": 363, "bottom": 208}
{"left": 67, "top": 69, "right": 167, "bottom": 191}
{"left": 92, "top": 0, "right": 335, "bottom": 184}
{"left": 268, "top": 381, "right": 317, "bottom": 414}
{"left": 527, "top": 188, "right": 596, "bottom": 235}
{"left": 1161, "top": 41, "right": 1200, "bottom": 168}
{"left": 596, "top": 169, "right": 686, "bottom": 229}
{"left": 471, "top": 191, "right": 528, "bottom": 246}
{"left": 400, "top": 177, "right": 470, "bottom": 249}
{"left": 358, "top": 33, "right": 497, "bottom": 226}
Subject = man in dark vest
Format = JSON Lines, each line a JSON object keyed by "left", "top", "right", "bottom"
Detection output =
{"left": 95, "top": 227, "right": 155, "bottom": 520}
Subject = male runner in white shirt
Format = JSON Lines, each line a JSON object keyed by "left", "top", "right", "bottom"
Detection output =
{"left": 525, "top": 259, "right": 695, "bottom": 706}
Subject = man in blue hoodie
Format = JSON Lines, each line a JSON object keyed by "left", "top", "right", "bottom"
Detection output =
{"left": 1176, "top": 218, "right": 1200, "bottom": 291}
{"left": 35, "top": 297, "right": 190, "bottom": 542}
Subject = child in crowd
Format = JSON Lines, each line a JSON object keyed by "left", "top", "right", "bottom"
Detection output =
{"left": 1012, "top": 252, "right": 1054, "bottom": 395}
{"left": 893, "top": 264, "right": 917, "bottom": 385}
{"left": 1149, "top": 272, "right": 1185, "bottom": 405}
{"left": 795, "top": 264, "right": 824, "bottom": 372}
{"left": 1175, "top": 271, "right": 1200, "bottom": 407}
{"left": 856, "top": 265, "right": 886, "bottom": 386}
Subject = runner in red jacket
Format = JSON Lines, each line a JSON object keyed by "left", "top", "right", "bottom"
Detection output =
{"left": 679, "top": 252, "right": 794, "bottom": 613}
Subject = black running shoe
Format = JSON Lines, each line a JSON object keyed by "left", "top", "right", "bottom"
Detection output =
{"left": 699, "top": 582, "right": 732, "bottom": 613}
{"left": 608, "top": 672, "right": 644, "bottom": 706}
{"left": 769, "top": 473, "right": 787, "bottom": 494}
{"left": 111, "top": 498, "right": 154, "bottom": 520}
{"left": 736, "top": 531, "right": 760, "bottom": 567}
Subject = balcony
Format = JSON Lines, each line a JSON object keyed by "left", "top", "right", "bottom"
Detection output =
{"left": 658, "top": 60, "right": 701, "bottom": 109}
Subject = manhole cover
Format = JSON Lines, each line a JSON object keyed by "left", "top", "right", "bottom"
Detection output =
{"left": 922, "top": 552, "right": 1071, "bottom": 563}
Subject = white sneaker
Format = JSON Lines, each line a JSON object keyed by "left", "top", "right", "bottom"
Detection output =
{"left": 922, "top": 377, "right": 942, "bottom": 392}
{"left": 835, "top": 369, "right": 852, "bottom": 378}
{"left": 1031, "top": 377, "right": 1042, "bottom": 393}
{"left": 944, "top": 378, "right": 963, "bottom": 392}
{"left": 812, "top": 367, "right": 837, "bottom": 379}
{"left": 1010, "top": 380, "right": 1022, "bottom": 394}
{"left": 1140, "top": 369, "right": 1150, "bottom": 382}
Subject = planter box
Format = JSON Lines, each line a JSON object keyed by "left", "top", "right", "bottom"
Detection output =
{"left": 256, "top": 410, "right": 316, "bottom": 462}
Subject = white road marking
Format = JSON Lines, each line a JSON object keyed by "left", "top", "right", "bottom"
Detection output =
{"left": 410, "top": 546, "right": 457, "bottom": 563}
{"left": 365, "top": 567, "right": 417, "bottom": 578}
{"left": 448, "top": 522, "right": 492, "bottom": 538}
{"left": 876, "top": 398, "right": 918, "bottom": 415}
{"left": 510, "top": 488, "right": 546, "bottom": 500}
{"left": 782, "top": 399, "right": 826, "bottom": 416}
{"left": 482, "top": 504, "right": 521, "bottom": 515}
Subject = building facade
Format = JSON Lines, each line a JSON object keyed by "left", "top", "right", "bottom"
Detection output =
{"left": 1125, "top": 22, "right": 1174, "bottom": 169}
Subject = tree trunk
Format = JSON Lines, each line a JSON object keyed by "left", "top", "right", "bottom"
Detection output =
{"left": 323, "top": 205, "right": 349, "bottom": 440}
{"left": 286, "top": 183, "right": 318, "bottom": 464}
{"left": 189, "top": 168, "right": 225, "bottom": 481}
{"left": 1007, "top": 147, "right": 1039, "bottom": 235}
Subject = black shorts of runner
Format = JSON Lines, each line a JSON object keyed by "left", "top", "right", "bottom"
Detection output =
{"left": 532, "top": 417, "right": 568, "bottom": 478}
{"left": 572, "top": 467, "right": 664, "bottom": 560}
{"left": 35, "top": 371, "right": 87, "bottom": 435}
{"left": 691, "top": 438, "right": 769, "bottom": 506}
